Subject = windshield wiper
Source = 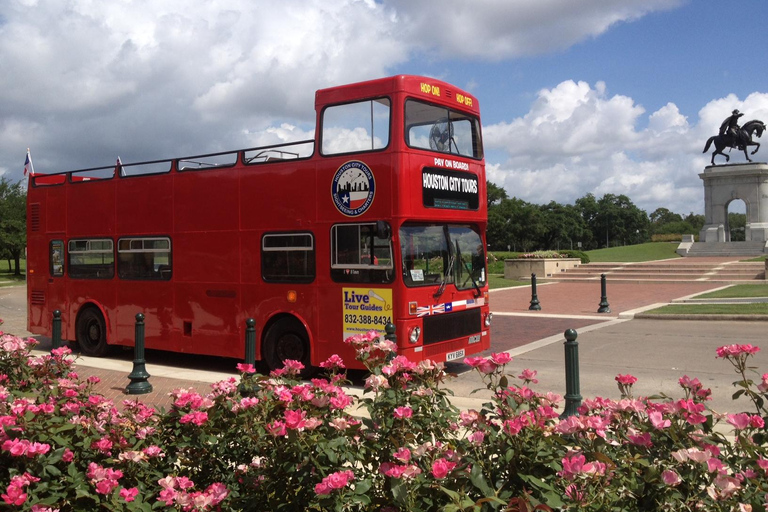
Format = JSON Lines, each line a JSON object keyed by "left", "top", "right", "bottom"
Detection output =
{"left": 433, "top": 250, "right": 455, "bottom": 299}
{"left": 461, "top": 258, "right": 482, "bottom": 298}
{"left": 434, "top": 226, "right": 454, "bottom": 299}
{"left": 455, "top": 241, "right": 481, "bottom": 298}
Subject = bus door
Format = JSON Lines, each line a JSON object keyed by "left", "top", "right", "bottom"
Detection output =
{"left": 114, "top": 237, "right": 174, "bottom": 349}
{"left": 29, "top": 237, "right": 67, "bottom": 332}
{"left": 326, "top": 222, "right": 395, "bottom": 365}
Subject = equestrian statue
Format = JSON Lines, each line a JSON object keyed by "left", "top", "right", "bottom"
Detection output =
{"left": 703, "top": 109, "right": 765, "bottom": 165}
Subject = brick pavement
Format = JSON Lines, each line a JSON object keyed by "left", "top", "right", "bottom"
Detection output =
{"left": 72, "top": 364, "right": 215, "bottom": 413}
{"left": 10, "top": 265, "right": 749, "bottom": 411}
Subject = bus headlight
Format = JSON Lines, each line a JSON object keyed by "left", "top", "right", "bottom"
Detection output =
{"left": 409, "top": 326, "right": 421, "bottom": 344}
{"left": 484, "top": 312, "right": 492, "bottom": 327}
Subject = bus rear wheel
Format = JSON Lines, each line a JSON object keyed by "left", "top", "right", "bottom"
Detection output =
{"left": 76, "top": 307, "right": 109, "bottom": 357}
{"left": 262, "top": 317, "right": 313, "bottom": 378}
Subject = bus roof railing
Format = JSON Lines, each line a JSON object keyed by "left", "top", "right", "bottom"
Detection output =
{"left": 31, "top": 139, "right": 316, "bottom": 178}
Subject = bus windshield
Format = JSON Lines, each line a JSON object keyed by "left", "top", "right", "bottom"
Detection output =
{"left": 400, "top": 223, "right": 486, "bottom": 291}
{"left": 404, "top": 100, "right": 483, "bottom": 159}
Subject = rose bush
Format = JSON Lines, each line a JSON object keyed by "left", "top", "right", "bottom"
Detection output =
{"left": 1, "top": 317, "right": 767, "bottom": 511}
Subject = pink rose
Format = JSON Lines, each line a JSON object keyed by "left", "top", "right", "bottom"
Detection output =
{"left": 490, "top": 352, "right": 512, "bottom": 365}
{"left": 615, "top": 374, "right": 637, "bottom": 385}
{"left": 662, "top": 470, "right": 681, "bottom": 486}
{"left": 120, "top": 487, "right": 139, "bottom": 502}
{"left": 431, "top": 458, "right": 457, "bottom": 479}
{"left": 393, "top": 406, "right": 413, "bottom": 419}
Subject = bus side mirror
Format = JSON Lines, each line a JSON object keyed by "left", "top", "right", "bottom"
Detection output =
{"left": 376, "top": 221, "right": 391, "bottom": 240}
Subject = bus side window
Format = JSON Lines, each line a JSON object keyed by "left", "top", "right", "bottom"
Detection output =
{"left": 261, "top": 232, "right": 315, "bottom": 283}
{"left": 68, "top": 238, "right": 114, "bottom": 279}
{"left": 330, "top": 223, "right": 394, "bottom": 284}
{"left": 117, "top": 237, "right": 171, "bottom": 281}
{"left": 50, "top": 240, "right": 64, "bottom": 277}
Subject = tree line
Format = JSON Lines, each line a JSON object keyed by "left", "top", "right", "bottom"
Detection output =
{"left": 0, "top": 177, "right": 26, "bottom": 275}
{"left": 486, "top": 182, "right": 726, "bottom": 252}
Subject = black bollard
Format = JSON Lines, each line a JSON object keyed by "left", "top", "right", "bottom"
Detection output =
{"left": 384, "top": 321, "right": 397, "bottom": 362}
{"left": 384, "top": 321, "right": 397, "bottom": 344}
{"left": 125, "top": 313, "right": 152, "bottom": 395}
{"left": 51, "top": 310, "right": 62, "bottom": 351}
{"left": 245, "top": 318, "right": 256, "bottom": 367}
{"left": 597, "top": 274, "right": 611, "bottom": 313}
{"left": 561, "top": 328, "right": 582, "bottom": 418}
{"left": 529, "top": 273, "right": 541, "bottom": 311}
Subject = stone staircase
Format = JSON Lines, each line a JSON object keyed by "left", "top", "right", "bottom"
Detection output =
{"left": 685, "top": 241, "right": 766, "bottom": 257}
{"left": 542, "top": 260, "right": 766, "bottom": 283}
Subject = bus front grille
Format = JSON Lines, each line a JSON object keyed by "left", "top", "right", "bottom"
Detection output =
{"left": 422, "top": 308, "right": 481, "bottom": 345}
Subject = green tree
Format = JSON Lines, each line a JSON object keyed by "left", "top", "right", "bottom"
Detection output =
{"left": 728, "top": 212, "right": 746, "bottom": 241}
{"left": 486, "top": 181, "right": 508, "bottom": 208}
{"left": 0, "top": 178, "right": 26, "bottom": 276}
{"left": 487, "top": 197, "right": 543, "bottom": 252}
{"left": 537, "top": 201, "right": 588, "bottom": 251}
{"left": 593, "top": 193, "right": 649, "bottom": 247}
{"left": 574, "top": 193, "right": 600, "bottom": 249}
{"left": 684, "top": 213, "right": 705, "bottom": 233}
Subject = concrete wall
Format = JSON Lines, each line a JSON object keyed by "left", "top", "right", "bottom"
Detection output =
{"left": 504, "top": 258, "right": 581, "bottom": 280}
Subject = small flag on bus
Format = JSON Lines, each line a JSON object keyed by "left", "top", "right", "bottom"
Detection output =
{"left": 23, "top": 148, "right": 34, "bottom": 177}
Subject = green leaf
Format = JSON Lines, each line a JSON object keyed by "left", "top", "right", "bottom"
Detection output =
{"left": 469, "top": 464, "right": 494, "bottom": 496}
{"left": 390, "top": 480, "right": 407, "bottom": 505}
{"left": 354, "top": 478, "right": 372, "bottom": 495}
{"left": 518, "top": 473, "right": 554, "bottom": 491}
{"left": 43, "top": 465, "right": 62, "bottom": 477}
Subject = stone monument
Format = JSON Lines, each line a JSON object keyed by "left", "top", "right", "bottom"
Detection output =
{"left": 681, "top": 112, "right": 767, "bottom": 256}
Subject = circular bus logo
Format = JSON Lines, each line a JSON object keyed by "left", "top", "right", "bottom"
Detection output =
{"left": 331, "top": 161, "right": 375, "bottom": 217}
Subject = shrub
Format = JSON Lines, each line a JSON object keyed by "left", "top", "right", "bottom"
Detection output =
{"left": 558, "top": 250, "right": 590, "bottom": 264}
{"left": 1, "top": 322, "right": 767, "bottom": 511}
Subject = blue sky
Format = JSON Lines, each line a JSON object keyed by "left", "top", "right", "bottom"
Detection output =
{"left": 1, "top": 0, "right": 767, "bottom": 215}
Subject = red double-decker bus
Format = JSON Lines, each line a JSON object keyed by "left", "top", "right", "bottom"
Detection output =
{"left": 26, "top": 75, "right": 491, "bottom": 371}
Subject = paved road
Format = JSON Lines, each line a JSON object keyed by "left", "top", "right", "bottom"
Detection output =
{"left": 3, "top": 283, "right": 768, "bottom": 413}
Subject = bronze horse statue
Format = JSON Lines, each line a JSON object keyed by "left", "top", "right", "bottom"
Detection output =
{"left": 703, "top": 119, "right": 765, "bottom": 165}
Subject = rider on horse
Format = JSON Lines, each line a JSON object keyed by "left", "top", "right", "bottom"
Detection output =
{"left": 720, "top": 109, "right": 745, "bottom": 148}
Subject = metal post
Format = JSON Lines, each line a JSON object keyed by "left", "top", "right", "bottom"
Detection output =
{"left": 597, "top": 274, "right": 611, "bottom": 313}
{"left": 51, "top": 310, "right": 62, "bottom": 351}
{"left": 125, "top": 313, "right": 152, "bottom": 395}
{"left": 384, "top": 321, "right": 396, "bottom": 344}
{"left": 245, "top": 318, "right": 256, "bottom": 367}
{"left": 529, "top": 273, "right": 541, "bottom": 311}
{"left": 561, "top": 328, "right": 582, "bottom": 418}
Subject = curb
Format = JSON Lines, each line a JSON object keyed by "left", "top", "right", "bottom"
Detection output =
{"left": 634, "top": 313, "right": 768, "bottom": 321}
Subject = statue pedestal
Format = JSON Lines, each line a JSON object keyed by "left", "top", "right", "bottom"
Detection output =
{"left": 699, "top": 224, "right": 725, "bottom": 243}
{"left": 699, "top": 162, "right": 768, "bottom": 243}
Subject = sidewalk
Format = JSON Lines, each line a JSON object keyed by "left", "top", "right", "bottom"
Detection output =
{"left": 10, "top": 271, "right": 768, "bottom": 413}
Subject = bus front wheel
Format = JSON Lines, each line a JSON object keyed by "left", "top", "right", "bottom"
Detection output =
{"left": 262, "top": 317, "right": 312, "bottom": 378}
{"left": 76, "top": 307, "right": 109, "bottom": 357}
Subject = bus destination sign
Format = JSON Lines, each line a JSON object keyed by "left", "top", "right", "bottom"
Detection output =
{"left": 422, "top": 167, "right": 479, "bottom": 210}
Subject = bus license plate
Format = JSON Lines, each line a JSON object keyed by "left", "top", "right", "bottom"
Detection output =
{"left": 468, "top": 334, "right": 481, "bottom": 344}
{"left": 445, "top": 349, "right": 465, "bottom": 362}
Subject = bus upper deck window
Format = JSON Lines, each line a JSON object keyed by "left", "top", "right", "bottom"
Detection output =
{"left": 321, "top": 98, "right": 391, "bottom": 155}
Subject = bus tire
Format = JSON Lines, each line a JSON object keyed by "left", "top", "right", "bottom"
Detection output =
{"left": 262, "top": 317, "right": 313, "bottom": 378}
{"left": 76, "top": 307, "right": 109, "bottom": 357}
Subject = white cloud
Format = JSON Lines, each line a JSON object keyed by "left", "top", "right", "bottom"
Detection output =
{"left": 0, "top": 0, "right": 745, "bottom": 220}
{"left": 387, "top": 0, "right": 684, "bottom": 59}
{"left": 485, "top": 81, "right": 768, "bottom": 215}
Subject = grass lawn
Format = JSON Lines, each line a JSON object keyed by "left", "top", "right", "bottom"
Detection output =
{"left": 644, "top": 303, "right": 768, "bottom": 315}
{"left": 585, "top": 242, "right": 680, "bottom": 262}
{"left": 0, "top": 259, "right": 26, "bottom": 286}
{"left": 694, "top": 284, "right": 768, "bottom": 299}
{"left": 488, "top": 274, "right": 527, "bottom": 290}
